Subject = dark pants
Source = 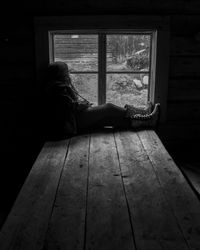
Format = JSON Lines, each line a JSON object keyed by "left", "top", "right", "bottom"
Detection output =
{"left": 76, "top": 103, "right": 130, "bottom": 131}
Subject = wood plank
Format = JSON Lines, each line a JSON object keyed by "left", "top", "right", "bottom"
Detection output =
{"left": 115, "top": 130, "right": 189, "bottom": 250}
{"left": 55, "top": 54, "right": 98, "bottom": 59}
{"left": 55, "top": 37, "right": 97, "bottom": 41}
{"left": 171, "top": 15, "right": 200, "bottom": 36}
{"left": 138, "top": 130, "right": 200, "bottom": 249}
{"left": 157, "top": 122, "right": 200, "bottom": 141}
{"left": 55, "top": 41, "right": 98, "bottom": 44}
{"left": 86, "top": 132, "right": 135, "bottom": 250}
{"left": 170, "top": 36, "right": 200, "bottom": 56}
{"left": 155, "top": 140, "right": 200, "bottom": 163}
{"left": 166, "top": 101, "right": 200, "bottom": 122}
{"left": 169, "top": 56, "right": 200, "bottom": 78}
{"left": 55, "top": 44, "right": 97, "bottom": 48}
{"left": 35, "top": 16, "right": 169, "bottom": 31}
{"left": 0, "top": 62, "right": 34, "bottom": 81}
{"left": 43, "top": 134, "right": 90, "bottom": 249}
{"left": 180, "top": 163, "right": 200, "bottom": 196}
{"left": 55, "top": 49, "right": 98, "bottom": 53}
{"left": 168, "top": 80, "right": 200, "bottom": 101}
{"left": 1, "top": 44, "right": 34, "bottom": 63}
{"left": 0, "top": 140, "right": 69, "bottom": 250}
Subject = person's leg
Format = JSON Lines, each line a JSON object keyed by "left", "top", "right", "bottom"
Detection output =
{"left": 76, "top": 103, "right": 130, "bottom": 131}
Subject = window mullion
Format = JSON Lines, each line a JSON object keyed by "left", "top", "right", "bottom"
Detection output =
{"left": 98, "top": 33, "right": 106, "bottom": 105}
{"left": 148, "top": 33, "right": 153, "bottom": 101}
{"left": 149, "top": 31, "right": 157, "bottom": 103}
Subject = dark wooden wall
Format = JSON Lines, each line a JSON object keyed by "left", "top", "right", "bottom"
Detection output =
{"left": 1, "top": 0, "right": 200, "bottom": 215}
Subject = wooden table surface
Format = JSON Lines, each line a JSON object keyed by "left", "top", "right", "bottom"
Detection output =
{"left": 0, "top": 130, "right": 200, "bottom": 250}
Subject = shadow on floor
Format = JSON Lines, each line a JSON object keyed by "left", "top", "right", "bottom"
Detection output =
{"left": 179, "top": 162, "right": 200, "bottom": 197}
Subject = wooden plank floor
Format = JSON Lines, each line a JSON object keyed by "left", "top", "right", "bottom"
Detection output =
{"left": 180, "top": 163, "right": 200, "bottom": 196}
{"left": 0, "top": 130, "right": 200, "bottom": 250}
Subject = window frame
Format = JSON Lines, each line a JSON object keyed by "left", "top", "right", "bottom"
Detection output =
{"left": 50, "top": 30, "right": 154, "bottom": 106}
{"left": 35, "top": 15, "right": 169, "bottom": 122}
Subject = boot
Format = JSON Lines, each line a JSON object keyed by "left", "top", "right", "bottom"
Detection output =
{"left": 130, "top": 103, "right": 160, "bottom": 129}
{"left": 124, "top": 101, "right": 153, "bottom": 118}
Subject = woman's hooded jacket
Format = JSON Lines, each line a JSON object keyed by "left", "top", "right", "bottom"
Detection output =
{"left": 44, "top": 62, "right": 79, "bottom": 138}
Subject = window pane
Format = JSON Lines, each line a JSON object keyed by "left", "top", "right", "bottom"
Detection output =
{"left": 106, "top": 74, "right": 149, "bottom": 107}
{"left": 70, "top": 74, "right": 98, "bottom": 105}
{"left": 53, "top": 34, "right": 98, "bottom": 72}
{"left": 107, "top": 35, "right": 151, "bottom": 72}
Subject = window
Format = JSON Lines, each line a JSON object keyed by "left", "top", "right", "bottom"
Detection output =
{"left": 35, "top": 16, "right": 169, "bottom": 121}
{"left": 50, "top": 32, "right": 154, "bottom": 108}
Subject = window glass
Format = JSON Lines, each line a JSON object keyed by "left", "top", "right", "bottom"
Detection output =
{"left": 106, "top": 74, "right": 149, "bottom": 107}
{"left": 106, "top": 35, "right": 151, "bottom": 72}
{"left": 52, "top": 32, "right": 152, "bottom": 107}
{"left": 106, "top": 34, "right": 151, "bottom": 106}
{"left": 70, "top": 74, "right": 98, "bottom": 105}
{"left": 53, "top": 34, "right": 98, "bottom": 72}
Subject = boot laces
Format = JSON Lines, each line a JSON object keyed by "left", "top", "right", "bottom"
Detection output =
{"left": 133, "top": 113, "right": 152, "bottom": 120}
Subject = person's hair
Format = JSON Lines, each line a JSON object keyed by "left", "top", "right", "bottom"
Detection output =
{"left": 45, "top": 61, "right": 72, "bottom": 94}
{"left": 45, "top": 61, "right": 89, "bottom": 103}
{"left": 46, "top": 61, "right": 70, "bottom": 82}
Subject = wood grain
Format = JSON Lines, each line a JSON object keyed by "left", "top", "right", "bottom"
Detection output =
{"left": 43, "top": 134, "right": 90, "bottom": 250}
{"left": 85, "top": 132, "right": 135, "bottom": 250}
{"left": 0, "top": 140, "right": 69, "bottom": 250}
{"left": 157, "top": 122, "right": 200, "bottom": 142}
{"left": 115, "top": 130, "right": 188, "bottom": 250}
{"left": 180, "top": 164, "right": 200, "bottom": 196}
{"left": 166, "top": 101, "right": 200, "bottom": 122}
{"left": 169, "top": 56, "right": 200, "bottom": 78}
{"left": 170, "top": 36, "right": 200, "bottom": 56}
{"left": 1, "top": 131, "right": 200, "bottom": 249}
{"left": 138, "top": 130, "right": 200, "bottom": 249}
{"left": 171, "top": 15, "right": 200, "bottom": 35}
{"left": 168, "top": 79, "right": 200, "bottom": 101}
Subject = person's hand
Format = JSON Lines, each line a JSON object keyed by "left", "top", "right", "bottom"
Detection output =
{"left": 77, "top": 100, "right": 92, "bottom": 111}
{"left": 88, "top": 102, "right": 93, "bottom": 107}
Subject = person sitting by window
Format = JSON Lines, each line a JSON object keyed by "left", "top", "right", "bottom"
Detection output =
{"left": 44, "top": 61, "right": 160, "bottom": 139}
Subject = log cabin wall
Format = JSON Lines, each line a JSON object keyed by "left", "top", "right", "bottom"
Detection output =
{"left": 157, "top": 14, "right": 200, "bottom": 162}
{"left": 1, "top": 1, "right": 200, "bottom": 207}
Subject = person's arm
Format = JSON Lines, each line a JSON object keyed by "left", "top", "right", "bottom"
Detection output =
{"left": 52, "top": 83, "right": 90, "bottom": 112}
{"left": 61, "top": 94, "right": 91, "bottom": 111}
{"left": 51, "top": 84, "right": 77, "bottom": 111}
{"left": 61, "top": 85, "right": 92, "bottom": 111}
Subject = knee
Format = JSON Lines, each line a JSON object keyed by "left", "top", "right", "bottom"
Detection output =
{"left": 104, "top": 102, "right": 115, "bottom": 111}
